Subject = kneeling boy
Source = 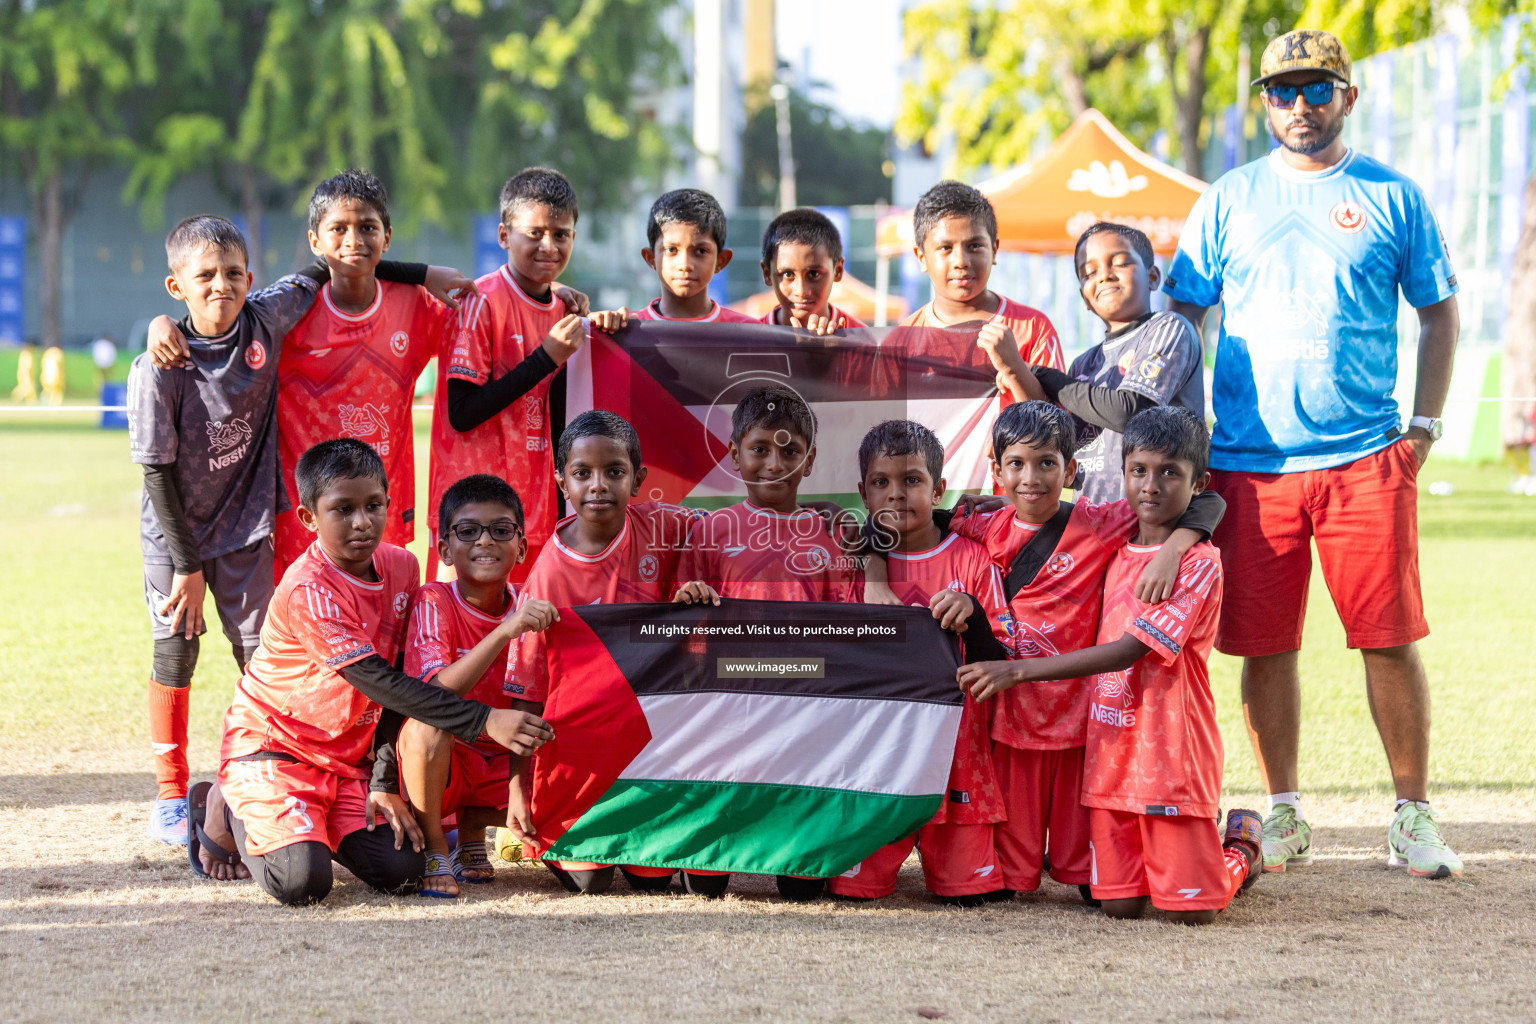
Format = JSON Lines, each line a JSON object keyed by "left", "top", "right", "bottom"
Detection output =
{"left": 400, "top": 474, "right": 558, "bottom": 896}
{"left": 959, "top": 408, "right": 1261, "bottom": 923}
{"left": 830, "top": 421, "right": 1011, "bottom": 905}
{"left": 196, "top": 440, "right": 553, "bottom": 905}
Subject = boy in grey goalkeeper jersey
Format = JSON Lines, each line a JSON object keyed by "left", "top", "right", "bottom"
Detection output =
{"left": 129, "top": 214, "right": 452, "bottom": 844}
{"left": 1015, "top": 223, "right": 1204, "bottom": 505}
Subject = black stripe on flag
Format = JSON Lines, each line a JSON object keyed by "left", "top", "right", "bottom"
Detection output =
{"left": 572, "top": 599, "right": 964, "bottom": 705}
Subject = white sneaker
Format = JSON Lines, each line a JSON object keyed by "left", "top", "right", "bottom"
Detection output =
{"left": 1387, "top": 802, "right": 1463, "bottom": 878}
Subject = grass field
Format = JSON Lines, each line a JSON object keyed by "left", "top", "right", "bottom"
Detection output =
{"left": 2, "top": 414, "right": 1535, "bottom": 1023}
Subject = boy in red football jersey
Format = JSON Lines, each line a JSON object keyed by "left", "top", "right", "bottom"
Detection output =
{"left": 758, "top": 208, "right": 865, "bottom": 334}
{"left": 828, "top": 420, "right": 1012, "bottom": 906}
{"left": 676, "top": 384, "right": 856, "bottom": 901}
{"left": 589, "top": 189, "right": 759, "bottom": 329}
{"left": 867, "top": 400, "right": 1223, "bottom": 903}
{"left": 959, "top": 408, "right": 1263, "bottom": 924}
{"left": 433, "top": 168, "right": 590, "bottom": 583}
{"left": 399, "top": 474, "right": 558, "bottom": 897}
{"left": 187, "top": 440, "right": 554, "bottom": 905}
{"left": 509, "top": 410, "right": 718, "bottom": 895}
{"left": 901, "top": 181, "right": 1065, "bottom": 398}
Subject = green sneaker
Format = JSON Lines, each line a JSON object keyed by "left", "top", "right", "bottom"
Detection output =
{"left": 1261, "top": 804, "right": 1312, "bottom": 872}
{"left": 1387, "top": 802, "right": 1463, "bottom": 879}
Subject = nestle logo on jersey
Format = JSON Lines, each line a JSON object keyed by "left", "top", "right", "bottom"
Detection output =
{"left": 1090, "top": 702, "right": 1136, "bottom": 727}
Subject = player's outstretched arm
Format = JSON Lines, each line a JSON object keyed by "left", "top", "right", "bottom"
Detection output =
{"left": 426, "top": 600, "right": 560, "bottom": 697}
{"left": 146, "top": 315, "right": 190, "bottom": 369}
{"left": 1134, "top": 492, "right": 1224, "bottom": 603}
{"left": 958, "top": 633, "right": 1150, "bottom": 701}
{"left": 554, "top": 283, "right": 590, "bottom": 316}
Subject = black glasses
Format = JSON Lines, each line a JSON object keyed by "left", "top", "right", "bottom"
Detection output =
{"left": 1264, "top": 81, "right": 1336, "bottom": 108}
{"left": 449, "top": 521, "right": 522, "bottom": 543}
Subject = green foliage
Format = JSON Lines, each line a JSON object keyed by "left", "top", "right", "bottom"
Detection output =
{"left": 1294, "top": 0, "right": 1441, "bottom": 59}
{"left": 739, "top": 84, "right": 892, "bottom": 208}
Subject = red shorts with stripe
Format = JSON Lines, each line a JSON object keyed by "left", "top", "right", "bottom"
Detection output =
{"left": 1087, "top": 808, "right": 1238, "bottom": 912}
{"left": 993, "top": 744, "right": 1091, "bottom": 890}
{"left": 415, "top": 743, "right": 512, "bottom": 818}
{"left": 829, "top": 822, "right": 1000, "bottom": 899}
{"left": 218, "top": 757, "right": 369, "bottom": 858}
{"left": 1209, "top": 442, "right": 1427, "bottom": 657}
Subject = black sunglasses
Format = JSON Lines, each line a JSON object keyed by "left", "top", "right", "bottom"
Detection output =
{"left": 449, "top": 521, "right": 522, "bottom": 543}
{"left": 1264, "top": 81, "right": 1337, "bottom": 108}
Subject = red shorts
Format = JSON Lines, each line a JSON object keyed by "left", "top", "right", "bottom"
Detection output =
{"left": 1209, "top": 441, "right": 1427, "bottom": 657}
{"left": 992, "top": 744, "right": 1091, "bottom": 890}
{"left": 829, "top": 822, "right": 999, "bottom": 899}
{"left": 440, "top": 744, "right": 511, "bottom": 817}
{"left": 1088, "top": 808, "right": 1237, "bottom": 912}
{"left": 218, "top": 757, "right": 369, "bottom": 857}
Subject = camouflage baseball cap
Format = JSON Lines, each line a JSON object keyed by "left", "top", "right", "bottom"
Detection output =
{"left": 1252, "top": 30, "right": 1352, "bottom": 87}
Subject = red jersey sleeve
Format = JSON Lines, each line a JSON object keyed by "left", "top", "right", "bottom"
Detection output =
{"left": 1076, "top": 499, "right": 1139, "bottom": 546}
{"left": 445, "top": 292, "right": 494, "bottom": 385}
{"left": 287, "top": 580, "right": 378, "bottom": 672}
{"left": 411, "top": 289, "right": 451, "bottom": 381}
{"left": 404, "top": 586, "right": 454, "bottom": 682}
{"left": 1017, "top": 309, "right": 1064, "bottom": 371}
{"left": 1125, "top": 553, "right": 1222, "bottom": 665}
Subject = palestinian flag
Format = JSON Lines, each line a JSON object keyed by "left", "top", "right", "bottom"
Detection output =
{"left": 529, "top": 599, "right": 965, "bottom": 877}
{"left": 565, "top": 322, "right": 1000, "bottom": 510}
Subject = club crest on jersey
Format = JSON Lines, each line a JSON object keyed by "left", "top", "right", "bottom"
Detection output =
{"left": 1046, "top": 552, "right": 1075, "bottom": 576}
{"left": 947, "top": 579, "right": 965, "bottom": 593}
{"left": 206, "top": 417, "right": 252, "bottom": 455}
{"left": 638, "top": 554, "right": 659, "bottom": 581}
{"left": 393, "top": 592, "right": 409, "bottom": 614}
{"left": 338, "top": 402, "right": 390, "bottom": 440}
{"left": 389, "top": 330, "right": 410, "bottom": 356}
{"left": 244, "top": 340, "right": 267, "bottom": 370}
{"left": 1137, "top": 353, "right": 1166, "bottom": 380}
{"left": 1117, "top": 349, "right": 1136, "bottom": 374}
{"left": 1329, "top": 201, "right": 1367, "bottom": 234}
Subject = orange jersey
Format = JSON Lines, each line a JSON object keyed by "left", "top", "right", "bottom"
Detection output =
{"left": 222, "top": 541, "right": 420, "bottom": 778}
{"left": 406, "top": 579, "right": 534, "bottom": 753}
{"left": 901, "top": 295, "right": 1065, "bottom": 373}
{"left": 276, "top": 281, "right": 446, "bottom": 564}
{"left": 516, "top": 501, "right": 703, "bottom": 698}
{"left": 431, "top": 266, "right": 566, "bottom": 548}
{"left": 633, "top": 299, "right": 759, "bottom": 324}
{"left": 867, "top": 532, "right": 1008, "bottom": 825}
{"left": 1083, "top": 541, "right": 1224, "bottom": 818}
{"left": 679, "top": 500, "right": 855, "bottom": 603}
{"left": 950, "top": 499, "right": 1140, "bottom": 749}
{"left": 757, "top": 303, "right": 868, "bottom": 328}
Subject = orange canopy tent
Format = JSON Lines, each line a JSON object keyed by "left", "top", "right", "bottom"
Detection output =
{"left": 728, "top": 271, "right": 909, "bottom": 324}
{"left": 876, "top": 108, "right": 1207, "bottom": 257}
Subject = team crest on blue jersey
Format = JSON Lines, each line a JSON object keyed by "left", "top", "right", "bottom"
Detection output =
{"left": 1329, "top": 200, "right": 1367, "bottom": 234}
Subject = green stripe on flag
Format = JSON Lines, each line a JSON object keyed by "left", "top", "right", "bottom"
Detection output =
{"left": 543, "top": 778, "right": 942, "bottom": 877}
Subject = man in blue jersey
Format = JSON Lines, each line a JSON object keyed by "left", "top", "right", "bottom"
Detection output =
{"left": 1164, "top": 29, "right": 1463, "bottom": 880}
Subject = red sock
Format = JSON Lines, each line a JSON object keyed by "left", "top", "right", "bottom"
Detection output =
{"left": 1221, "top": 846, "right": 1250, "bottom": 902}
{"left": 148, "top": 679, "right": 190, "bottom": 800}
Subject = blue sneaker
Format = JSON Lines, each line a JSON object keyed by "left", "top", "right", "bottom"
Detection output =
{"left": 147, "top": 797, "right": 189, "bottom": 845}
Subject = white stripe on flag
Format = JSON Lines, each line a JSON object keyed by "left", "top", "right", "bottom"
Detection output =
{"left": 621, "top": 691, "right": 961, "bottom": 798}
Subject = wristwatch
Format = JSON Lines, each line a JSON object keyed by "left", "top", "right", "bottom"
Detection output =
{"left": 1408, "top": 415, "right": 1443, "bottom": 441}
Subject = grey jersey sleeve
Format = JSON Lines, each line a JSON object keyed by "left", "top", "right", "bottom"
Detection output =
{"left": 127, "top": 355, "right": 180, "bottom": 466}
{"left": 1116, "top": 312, "right": 1202, "bottom": 404}
{"left": 246, "top": 266, "right": 327, "bottom": 339}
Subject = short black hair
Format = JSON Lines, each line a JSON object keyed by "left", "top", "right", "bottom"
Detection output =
{"left": 308, "top": 169, "right": 390, "bottom": 235}
{"left": 858, "top": 420, "right": 944, "bottom": 482}
{"left": 557, "top": 410, "right": 642, "bottom": 472}
{"left": 913, "top": 180, "right": 997, "bottom": 251}
{"left": 500, "top": 166, "right": 579, "bottom": 226}
{"left": 646, "top": 188, "right": 728, "bottom": 250}
{"left": 992, "top": 400, "right": 1077, "bottom": 461}
{"left": 730, "top": 384, "right": 816, "bottom": 446}
{"left": 295, "top": 439, "right": 388, "bottom": 511}
{"left": 166, "top": 216, "right": 249, "bottom": 272}
{"left": 761, "top": 208, "right": 842, "bottom": 267}
{"left": 1073, "top": 221, "right": 1155, "bottom": 277}
{"left": 1121, "top": 406, "right": 1210, "bottom": 477}
{"left": 439, "top": 474, "right": 525, "bottom": 539}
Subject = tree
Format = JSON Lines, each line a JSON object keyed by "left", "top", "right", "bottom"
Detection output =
{"left": 0, "top": 0, "right": 164, "bottom": 348}
{"left": 739, "top": 82, "right": 892, "bottom": 208}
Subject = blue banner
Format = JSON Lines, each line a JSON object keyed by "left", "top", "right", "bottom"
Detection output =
{"left": 474, "top": 213, "right": 503, "bottom": 278}
{"left": 0, "top": 215, "right": 24, "bottom": 345}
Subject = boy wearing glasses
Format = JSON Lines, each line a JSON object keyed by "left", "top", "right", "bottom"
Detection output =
{"left": 398, "top": 474, "right": 559, "bottom": 897}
